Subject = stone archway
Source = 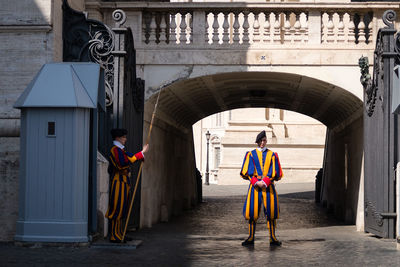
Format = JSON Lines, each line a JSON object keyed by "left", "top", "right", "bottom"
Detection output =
{"left": 139, "top": 71, "right": 364, "bottom": 230}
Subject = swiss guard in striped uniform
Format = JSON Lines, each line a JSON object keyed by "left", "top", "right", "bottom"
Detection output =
{"left": 105, "top": 128, "right": 149, "bottom": 243}
{"left": 240, "top": 130, "right": 283, "bottom": 246}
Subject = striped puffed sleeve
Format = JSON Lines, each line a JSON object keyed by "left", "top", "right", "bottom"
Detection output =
{"left": 271, "top": 152, "right": 283, "bottom": 181}
{"left": 240, "top": 151, "right": 254, "bottom": 180}
{"left": 125, "top": 151, "right": 144, "bottom": 164}
{"left": 240, "top": 151, "right": 250, "bottom": 180}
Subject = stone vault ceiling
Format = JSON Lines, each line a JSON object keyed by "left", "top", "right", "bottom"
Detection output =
{"left": 146, "top": 72, "right": 363, "bottom": 129}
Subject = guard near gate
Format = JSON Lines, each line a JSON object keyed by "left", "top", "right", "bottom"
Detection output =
{"left": 105, "top": 128, "right": 149, "bottom": 243}
{"left": 240, "top": 130, "right": 283, "bottom": 246}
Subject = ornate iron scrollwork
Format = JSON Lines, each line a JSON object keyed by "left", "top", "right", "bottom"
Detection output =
{"left": 365, "top": 201, "right": 383, "bottom": 227}
{"left": 112, "top": 9, "right": 127, "bottom": 28}
{"left": 382, "top": 9, "right": 396, "bottom": 29}
{"left": 358, "top": 10, "right": 396, "bottom": 117}
{"left": 62, "top": 0, "right": 119, "bottom": 107}
{"left": 359, "top": 38, "right": 383, "bottom": 117}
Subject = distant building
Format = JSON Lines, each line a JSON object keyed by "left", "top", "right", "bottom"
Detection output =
{"left": 193, "top": 108, "right": 326, "bottom": 184}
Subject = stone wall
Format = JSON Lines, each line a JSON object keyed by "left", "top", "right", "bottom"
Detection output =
{"left": 0, "top": 138, "right": 19, "bottom": 241}
{"left": 140, "top": 104, "right": 198, "bottom": 227}
{"left": 321, "top": 116, "right": 364, "bottom": 226}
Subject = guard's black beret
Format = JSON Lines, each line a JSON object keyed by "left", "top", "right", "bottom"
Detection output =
{"left": 111, "top": 128, "right": 128, "bottom": 139}
{"left": 255, "top": 130, "right": 266, "bottom": 144}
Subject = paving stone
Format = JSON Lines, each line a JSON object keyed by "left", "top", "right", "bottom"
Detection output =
{"left": 1, "top": 183, "right": 399, "bottom": 266}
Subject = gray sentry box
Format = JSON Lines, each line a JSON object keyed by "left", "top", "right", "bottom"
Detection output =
{"left": 14, "top": 63, "right": 105, "bottom": 242}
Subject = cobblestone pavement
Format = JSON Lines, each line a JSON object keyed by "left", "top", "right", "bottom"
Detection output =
{"left": 2, "top": 183, "right": 400, "bottom": 266}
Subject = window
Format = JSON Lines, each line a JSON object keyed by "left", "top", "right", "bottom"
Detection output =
{"left": 216, "top": 113, "right": 222, "bottom": 127}
{"left": 47, "top": 122, "right": 56, "bottom": 136}
{"left": 214, "top": 147, "right": 221, "bottom": 169}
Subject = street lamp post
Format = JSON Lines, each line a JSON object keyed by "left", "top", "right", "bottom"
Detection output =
{"left": 205, "top": 130, "right": 211, "bottom": 185}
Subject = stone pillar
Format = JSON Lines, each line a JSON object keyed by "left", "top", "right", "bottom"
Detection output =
{"left": 192, "top": 10, "right": 206, "bottom": 46}
{"left": 308, "top": 10, "right": 321, "bottom": 45}
{"left": 85, "top": 0, "right": 104, "bottom": 21}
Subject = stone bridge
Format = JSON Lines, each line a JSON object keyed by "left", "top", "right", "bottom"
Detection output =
{"left": 83, "top": 1, "right": 400, "bottom": 229}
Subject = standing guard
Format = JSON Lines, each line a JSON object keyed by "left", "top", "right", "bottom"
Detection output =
{"left": 240, "top": 130, "right": 283, "bottom": 246}
{"left": 105, "top": 128, "right": 149, "bottom": 243}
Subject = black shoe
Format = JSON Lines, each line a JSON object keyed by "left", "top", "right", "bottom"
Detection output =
{"left": 124, "top": 236, "right": 133, "bottom": 241}
{"left": 270, "top": 240, "right": 282, "bottom": 246}
{"left": 241, "top": 239, "right": 254, "bottom": 246}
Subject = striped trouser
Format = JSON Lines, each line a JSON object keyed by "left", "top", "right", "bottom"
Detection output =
{"left": 243, "top": 184, "right": 280, "bottom": 242}
{"left": 105, "top": 177, "right": 130, "bottom": 241}
{"left": 243, "top": 184, "right": 280, "bottom": 221}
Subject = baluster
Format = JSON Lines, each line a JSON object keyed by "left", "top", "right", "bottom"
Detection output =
{"left": 263, "top": 12, "right": 271, "bottom": 43}
{"left": 159, "top": 13, "right": 167, "bottom": 44}
{"left": 302, "top": 12, "right": 309, "bottom": 43}
{"left": 149, "top": 12, "right": 157, "bottom": 44}
{"left": 242, "top": 11, "right": 250, "bottom": 44}
{"left": 284, "top": 12, "right": 291, "bottom": 43}
{"left": 358, "top": 13, "right": 366, "bottom": 44}
{"left": 367, "top": 14, "right": 373, "bottom": 44}
{"left": 273, "top": 12, "right": 281, "bottom": 43}
{"left": 170, "top": 13, "right": 177, "bottom": 44}
{"left": 187, "top": 13, "right": 193, "bottom": 44}
{"left": 233, "top": 12, "right": 240, "bottom": 44}
{"left": 321, "top": 12, "right": 327, "bottom": 43}
{"left": 294, "top": 12, "right": 301, "bottom": 43}
{"left": 327, "top": 12, "right": 334, "bottom": 43}
{"left": 222, "top": 12, "right": 230, "bottom": 44}
{"left": 253, "top": 12, "right": 261, "bottom": 43}
{"left": 212, "top": 12, "right": 219, "bottom": 44}
{"left": 143, "top": 12, "right": 152, "bottom": 44}
{"left": 205, "top": 12, "right": 210, "bottom": 44}
{"left": 347, "top": 12, "right": 356, "bottom": 43}
{"left": 179, "top": 13, "right": 187, "bottom": 44}
{"left": 337, "top": 12, "right": 345, "bottom": 43}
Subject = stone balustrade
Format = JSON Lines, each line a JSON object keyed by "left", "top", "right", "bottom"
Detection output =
{"left": 134, "top": 5, "right": 379, "bottom": 47}
{"left": 84, "top": 2, "right": 400, "bottom": 64}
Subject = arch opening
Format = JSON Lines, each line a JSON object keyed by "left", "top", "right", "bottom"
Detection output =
{"left": 145, "top": 71, "right": 363, "bottom": 130}
{"left": 141, "top": 71, "right": 364, "bottom": 230}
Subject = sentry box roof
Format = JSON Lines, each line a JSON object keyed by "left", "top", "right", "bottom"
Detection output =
{"left": 14, "top": 63, "right": 105, "bottom": 110}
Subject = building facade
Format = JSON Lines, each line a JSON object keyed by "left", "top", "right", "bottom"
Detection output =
{"left": 193, "top": 108, "right": 326, "bottom": 185}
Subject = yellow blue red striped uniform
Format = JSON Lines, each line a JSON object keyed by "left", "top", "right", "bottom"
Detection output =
{"left": 240, "top": 148, "right": 283, "bottom": 242}
{"left": 105, "top": 146, "right": 143, "bottom": 242}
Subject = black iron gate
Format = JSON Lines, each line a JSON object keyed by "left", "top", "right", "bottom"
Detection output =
{"left": 62, "top": 0, "right": 144, "bottom": 233}
{"left": 123, "top": 28, "right": 145, "bottom": 229}
{"left": 360, "top": 10, "right": 399, "bottom": 238}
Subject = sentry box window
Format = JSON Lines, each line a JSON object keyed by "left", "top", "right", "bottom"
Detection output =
{"left": 47, "top": 122, "right": 56, "bottom": 137}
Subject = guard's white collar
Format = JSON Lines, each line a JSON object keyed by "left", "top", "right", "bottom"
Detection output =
{"left": 113, "top": 140, "right": 125, "bottom": 150}
{"left": 257, "top": 147, "right": 267, "bottom": 152}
